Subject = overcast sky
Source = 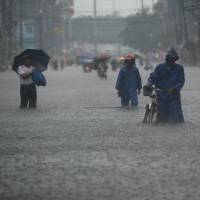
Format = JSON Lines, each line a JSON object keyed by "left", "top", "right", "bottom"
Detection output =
{"left": 74, "top": 0, "right": 158, "bottom": 17}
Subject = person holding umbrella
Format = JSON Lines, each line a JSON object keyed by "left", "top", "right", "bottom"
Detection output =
{"left": 13, "top": 49, "right": 49, "bottom": 109}
{"left": 18, "top": 57, "right": 37, "bottom": 108}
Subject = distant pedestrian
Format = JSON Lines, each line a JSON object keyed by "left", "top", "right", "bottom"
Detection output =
{"left": 18, "top": 57, "right": 37, "bottom": 108}
{"left": 116, "top": 54, "right": 142, "bottom": 107}
{"left": 111, "top": 59, "right": 118, "bottom": 71}
{"left": 60, "top": 59, "right": 64, "bottom": 70}
{"left": 52, "top": 58, "right": 58, "bottom": 70}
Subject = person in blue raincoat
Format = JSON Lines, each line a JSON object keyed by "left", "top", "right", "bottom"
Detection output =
{"left": 116, "top": 54, "right": 142, "bottom": 107}
{"left": 146, "top": 48, "right": 185, "bottom": 123}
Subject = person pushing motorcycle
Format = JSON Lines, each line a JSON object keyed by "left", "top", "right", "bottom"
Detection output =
{"left": 145, "top": 48, "right": 185, "bottom": 123}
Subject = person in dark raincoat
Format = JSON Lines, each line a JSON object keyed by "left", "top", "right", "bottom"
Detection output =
{"left": 116, "top": 54, "right": 142, "bottom": 107}
{"left": 147, "top": 48, "right": 185, "bottom": 123}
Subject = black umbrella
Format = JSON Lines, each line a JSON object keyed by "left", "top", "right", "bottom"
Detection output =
{"left": 12, "top": 49, "right": 50, "bottom": 73}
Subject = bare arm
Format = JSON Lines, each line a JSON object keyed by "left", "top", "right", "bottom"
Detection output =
{"left": 18, "top": 66, "right": 33, "bottom": 79}
{"left": 20, "top": 72, "right": 32, "bottom": 79}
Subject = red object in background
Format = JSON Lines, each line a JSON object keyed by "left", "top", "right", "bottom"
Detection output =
{"left": 64, "top": 7, "right": 74, "bottom": 17}
{"left": 125, "top": 53, "right": 136, "bottom": 61}
{"left": 97, "top": 53, "right": 111, "bottom": 60}
{"left": 83, "top": 63, "right": 92, "bottom": 73}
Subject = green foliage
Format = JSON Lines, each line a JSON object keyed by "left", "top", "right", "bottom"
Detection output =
{"left": 69, "top": 17, "right": 126, "bottom": 44}
{"left": 120, "top": 15, "right": 162, "bottom": 52}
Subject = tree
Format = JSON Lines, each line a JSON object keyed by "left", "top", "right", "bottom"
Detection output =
{"left": 120, "top": 15, "right": 162, "bottom": 52}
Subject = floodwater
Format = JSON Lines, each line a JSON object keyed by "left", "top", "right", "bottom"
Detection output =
{"left": 0, "top": 65, "right": 200, "bottom": 200}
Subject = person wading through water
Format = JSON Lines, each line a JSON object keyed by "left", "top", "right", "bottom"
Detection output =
{"left": 116, "top": 53, "right": 142, "bottom": 107}
{"left": 18, "top": 57, "right": 37, "bottom": 109}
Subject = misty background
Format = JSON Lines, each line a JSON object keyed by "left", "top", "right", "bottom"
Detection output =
{"left": 1, "top": 1, "right": 200, "bottom": 200}
{"left": 0, "top": 0, "right": 200, "bottom": 70}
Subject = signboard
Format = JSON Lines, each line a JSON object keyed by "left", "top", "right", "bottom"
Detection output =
{"left": 23, "top": 20, "right": 36, "bottom": 49}
{"left": 16, "top": 19, "right": 36, "bottom": 49}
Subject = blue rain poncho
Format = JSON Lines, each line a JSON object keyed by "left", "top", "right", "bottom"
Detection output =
{"left": 148, "top": 55, "right": 185, "bottom": 123}
{"left": 116, "top": 65, "right": 142, "bottom": 106}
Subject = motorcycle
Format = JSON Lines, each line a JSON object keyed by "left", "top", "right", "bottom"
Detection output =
{"left": 83, "top": 63, "right": 92, "bottom": 73}
{"left": 97, "top": 62, "right": 108, "bottom": 79}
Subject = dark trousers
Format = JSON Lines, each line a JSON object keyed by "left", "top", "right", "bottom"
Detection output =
{"left": 20, "top": 84, "right": 37, "bottom": 108}
{"left": 121, "top": 90, "right": 138, "bottom": 107}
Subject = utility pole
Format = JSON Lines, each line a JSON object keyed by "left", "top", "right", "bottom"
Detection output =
{"left": 141, "top": 0, "right": 144, "bottom": 11}
{"left": 65, "top": 0, "right": 73, "bottom": 50}
{"left": 0, "top": 0, "right": 18, "bottom": 69}
{"left": 0, "top": 1, "right": 2, "bottom": 69}
{"left": 19, "top": 0, "right": 24, "bottom": 50}
{"left": 39, "top": 11, "right": 44, "bottom": 49}
{"left": 93, "top": 0, "right": 97, "bottom": 55}
{"left": 112, "top": 0, "right": 116, "bottom": 13}
{"left": 39, "top": 0, "right": 44, "bottom": 49}
{"left": 152, "top": 0, "right": 155, "bottom": 10}
{"left": 1, "top": 0, "right": 6, "bottom": 68}
{"left": 67, "top": 17, "right": 72, "bottom": 50}
{"left": 8, "top": 0, "right": 13, "bottom": 61}
{"left": 180, "top": 0, "right": 189, "bottom": 43}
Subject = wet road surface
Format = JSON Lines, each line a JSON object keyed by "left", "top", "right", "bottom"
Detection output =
{"left": 0, "top": 66, "right": 200, "bottom": 200}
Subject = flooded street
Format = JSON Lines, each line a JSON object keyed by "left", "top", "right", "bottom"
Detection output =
{"left": 0, "top": 66, "right": 200, "bottom": 200}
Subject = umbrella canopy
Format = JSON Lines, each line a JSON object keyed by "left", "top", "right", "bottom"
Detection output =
{"left": 116, "top": 56, "right": 125, "bottom": 62}
{"left": 121, "top": 46, "right": 145, "bottom": 60}
{"left": 12, "top": 49, "right": 50, "bottom": 73}
{"left": 97, "top": 53, "right": 111, "bottom": 60}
